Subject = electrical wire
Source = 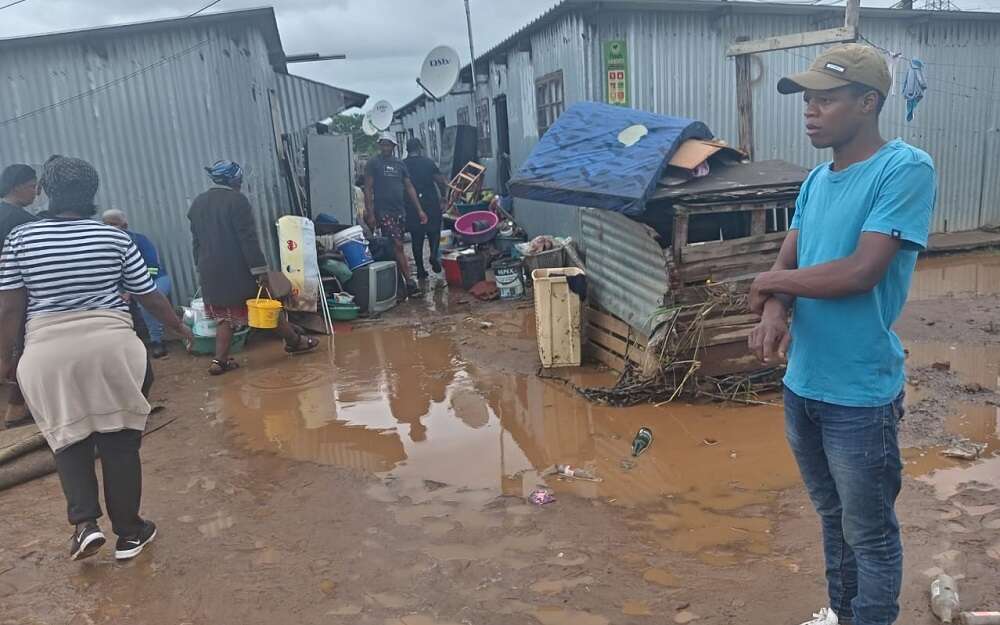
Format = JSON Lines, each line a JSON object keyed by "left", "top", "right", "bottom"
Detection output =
{"left": 0, "top": 0, "right": 29, "bottom": 10}
{"left": 188, "top": 0, "right": 224, "bottom": 18}
{"left": 0, "top": 40, "right": 210, "bottom": 128}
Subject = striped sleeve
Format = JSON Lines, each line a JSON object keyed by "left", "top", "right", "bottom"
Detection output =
{"left": 121, "top": 240, "right": 157, "bottom": 295}
{"left": 0, "top": 232, "right": 25, "bottom": 291}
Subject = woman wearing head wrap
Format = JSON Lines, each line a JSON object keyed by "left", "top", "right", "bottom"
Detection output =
{"left": 0, "top": 156, "right": 193, "bottom": 562}
{"left": 188, "top": 160, "right": 318, "bottom": 375}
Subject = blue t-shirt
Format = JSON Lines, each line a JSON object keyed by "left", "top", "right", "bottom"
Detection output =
{"left": 783, "top": 139, "right": 936, "bottom": 407}
{"left": 128, "top": 231, "right": 166, "bottom": 278}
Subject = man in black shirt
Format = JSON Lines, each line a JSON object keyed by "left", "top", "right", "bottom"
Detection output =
{"left": 404, "top": 139, "right": 449, "bottom": 281}
{"left": 365, "top": 135, "right": 426, "bottom": 295}
{"left": 0, "top": 164, "right": 38, "bottom": 244}
{"left": 0, "top": 164, "right": 38, "bottom": 428}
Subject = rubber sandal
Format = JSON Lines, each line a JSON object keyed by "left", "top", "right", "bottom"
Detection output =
{"left": 209, "top": 358, "right": 240, "bottom": 376}
{"left": 285, "top": 335, "right": 319, "bottom": 355}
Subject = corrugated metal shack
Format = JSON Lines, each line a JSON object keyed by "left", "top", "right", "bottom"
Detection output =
{"left": 0, "top": 8, "right": 367, "bottom": 302}
{"left": 397, "top": 0, "right": 1000, "bottom": 243}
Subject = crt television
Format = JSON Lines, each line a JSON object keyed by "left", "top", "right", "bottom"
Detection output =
{"left": 346, "top": 261, "right": 397, "bottom": 315}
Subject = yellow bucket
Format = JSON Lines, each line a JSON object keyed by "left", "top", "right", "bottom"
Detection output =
{"left": 246, "top": 287, "right": 282, "bottom": 329}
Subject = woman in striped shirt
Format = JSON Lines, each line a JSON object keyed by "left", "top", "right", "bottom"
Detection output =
{"left": 0, "top": 156, "right": 193, "bottom": 562}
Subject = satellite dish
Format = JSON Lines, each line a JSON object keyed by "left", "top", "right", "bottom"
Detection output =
{"left": 361, "top": 114, "right": 378, "bottom": 136}
{"left": 418, "top": 45, "right": 461, "bottom": 100}
{"left": 368, "top": 100, "right": 394, "bottom": 131}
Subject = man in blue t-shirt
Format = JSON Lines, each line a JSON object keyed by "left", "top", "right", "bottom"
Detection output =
{"left": 748, "top": 44, "right": 936, "bottom": 625}
{"left": 102, "top": 209, "right": 172, "bottom": 359}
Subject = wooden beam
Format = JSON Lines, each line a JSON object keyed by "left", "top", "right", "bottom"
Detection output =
{"left": 735, "top": 52, "right": 755, "bottom": 159}
{"left": 725, "top": 26, "right": 857, "bottom": 57}
{"left": 844, "top": 0, "right": 860, "bottom": 29}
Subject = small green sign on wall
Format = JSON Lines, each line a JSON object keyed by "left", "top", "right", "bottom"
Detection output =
{"left": 604, "top": 40, "right": 629, "bottom": 107}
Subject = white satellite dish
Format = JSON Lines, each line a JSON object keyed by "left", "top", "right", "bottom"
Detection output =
{"left": 361, "top": 114, "right": 379, "bottom": 136}
{"left": 418, "top": 45, "right": 461, "bottom": 100}
{"left": 368, "top": 100, "right": 394, "bottom": 131}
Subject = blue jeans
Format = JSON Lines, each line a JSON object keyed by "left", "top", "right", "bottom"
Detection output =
{"left": 783, "top": 387, "right": 904, "bottom": 625}
{"left": 139, "top": 275, "right": 172, "bottom": 343}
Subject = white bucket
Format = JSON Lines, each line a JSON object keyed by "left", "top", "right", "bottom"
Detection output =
{"left": 194, "top": 318, "right": 218, "bottom": 337}
{"left": 331, "top": 225, "right": 374, "bottom": 270}
{"left": 494, "top": 259, "right": 525, "bottom": 299}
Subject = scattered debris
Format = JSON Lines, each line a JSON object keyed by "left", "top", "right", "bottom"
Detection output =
{"left": 528, "top": 489, "right": 556, "bottom": 505}
{"left": 631, "top": 427, "right": 653, "bottom": 457}
{"left": 552, "top": 464, "right": 602, "bottom": 482}
{"left": 941, "top": 441, "right": 988, "bottom": 461}
{"left": 963, "top": 383, "right": 987, "bottom": 394}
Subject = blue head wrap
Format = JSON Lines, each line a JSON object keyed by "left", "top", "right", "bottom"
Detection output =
{"left": 206, "top": 160, "right": 243, "bottom": 186}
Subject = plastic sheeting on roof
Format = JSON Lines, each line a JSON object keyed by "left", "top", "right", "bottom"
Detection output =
{"left": 509, "top": 101, "right": 712, "bottom": 216}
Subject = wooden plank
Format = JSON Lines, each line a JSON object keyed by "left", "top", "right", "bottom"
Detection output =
{"left": 751, "top": 209, "right": 767, "bottom": 235}
{"left": 586, "top": 341, "right": 627, "bottom": 372}
{"left": 586, "top": 307, "right": 649, "bottom": 347}
{"left": 680, "top": 249, "right": 782, "bottom": 284}
{"left": 725, "top": 26, "right": 856, "bottom": 57}
{"left": 735, "top": 51, "right": 754, "bottom": 159}
{"left": 700, "top": 313, "right": 760, "bottom": 329}
{"left": 672, "top": 214, "right": 688, "bottom": 263}
{"left": 701, "top": 324, "right": 756, "bottom": 348}
{"left": 681, "top": 260, "right": 776, "bottom": 286}
{"left": 588, "top": 324, "right": 634, "bottom": 360}
{"left": 845, "top": 0, "right": 860, "bottom": 29}
{"left": 587, "top": 308, "right": 633, "bottom": 341}
{"left": 681, "top": 231, "right": 787, "bottom": 265}
{"left": 697, "top": 342, "right": 762, "bottom": 377}
{"left": 675, "top": 201, "right": 783, "bottom": 216}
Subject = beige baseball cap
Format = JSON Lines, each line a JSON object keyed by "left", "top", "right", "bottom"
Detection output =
{"left": 778, "top": 43, "right": 891, "bottom": 97}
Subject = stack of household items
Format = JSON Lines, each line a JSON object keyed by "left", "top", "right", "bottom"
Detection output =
{"left": 510, "top": 101, "right": 809, "bottom": 404}
{"left": 437, "top": 160, "right": 577, "bottom": 303}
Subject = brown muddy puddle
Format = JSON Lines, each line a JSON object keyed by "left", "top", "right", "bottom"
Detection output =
{"left": 208, "top": 320, "right": 999, "bottom": 564}
{"left": 910, "top": 252, "right": 1000, "bottom": 301}
{"left": 904, "top": 340, "right": 1000, "bottom": 495}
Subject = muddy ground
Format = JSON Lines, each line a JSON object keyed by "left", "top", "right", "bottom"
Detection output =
{"left": 2, "top": 252, "right": 999, "bottom": 625}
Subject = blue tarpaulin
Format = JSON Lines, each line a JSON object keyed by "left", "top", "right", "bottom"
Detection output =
{"left": 509, "top": 101, "right": 713, "bottom": 216}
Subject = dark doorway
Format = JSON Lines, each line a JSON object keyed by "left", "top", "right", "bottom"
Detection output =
{"left": 494, "top": 95, "right": 511, "bottom": 194}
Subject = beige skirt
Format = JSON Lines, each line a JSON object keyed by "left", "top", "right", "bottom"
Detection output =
{"left": 17, "top": 310, "right": 150, "bottom": 452}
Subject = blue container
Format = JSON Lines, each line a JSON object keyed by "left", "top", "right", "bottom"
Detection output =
{"left": 332, "top": 225, "right": 374, "bottom": 271}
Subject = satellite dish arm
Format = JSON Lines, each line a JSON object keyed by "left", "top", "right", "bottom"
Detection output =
{"left": 416, "top": 78, "right": 443, "bottom": 103}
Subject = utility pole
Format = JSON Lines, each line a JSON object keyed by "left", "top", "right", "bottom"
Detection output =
{"left": 464, "top": 0, "right": 480, "bottom": 131}
{"left": 727, "top": 0, "right": 860, "bottom": 159}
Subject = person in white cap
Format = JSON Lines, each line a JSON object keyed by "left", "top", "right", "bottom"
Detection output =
{"left": 364, "top": 134, "right": 427, "bottom": 297}
{"left": 748, "top": 43, "right": 936, "bottom": 625}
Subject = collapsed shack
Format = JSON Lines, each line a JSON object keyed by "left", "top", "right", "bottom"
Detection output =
{"left": 511, "top": 101, "right": 808, "bottom": 405}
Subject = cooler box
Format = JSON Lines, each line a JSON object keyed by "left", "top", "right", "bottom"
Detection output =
{"left": 442, "top": 253, "right": 463, "bottom": 287}
{"left": 532, "top": 268, "right": 585, "bottom": 368}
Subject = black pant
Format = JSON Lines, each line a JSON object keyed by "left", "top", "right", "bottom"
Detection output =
{"left": 409, "top": 213, "right": 442, "bottom": 275}
{"left": 54, "top": 429, "right": 144, "bottom": 537}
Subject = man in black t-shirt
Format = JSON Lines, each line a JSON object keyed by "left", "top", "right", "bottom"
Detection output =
{"left": 0, "top": 164, "right": 38, "bottom": 429}
{"left": 404, "top": 138, "right": 449, "bottom": 280}
{"left": 364, "top": 135, "right": 426, "bottom": 295}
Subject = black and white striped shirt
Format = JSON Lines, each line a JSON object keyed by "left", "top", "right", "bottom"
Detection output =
{"left": 0, "top": 219, "right": 156, "bottom": 319}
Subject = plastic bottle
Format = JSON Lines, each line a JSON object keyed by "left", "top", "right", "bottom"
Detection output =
{"left": 631, "top": 427, "right": 653, "bottom": 457}
{"left": 961, "top": 612, "right": 1000, "bottom": 625}
{"left": 931, "top": 574, "right": 960, "bottom": 623}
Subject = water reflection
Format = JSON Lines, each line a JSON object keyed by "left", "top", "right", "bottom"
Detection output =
{"left": 212, "top": 322, "right": 1000, "bottom": 562}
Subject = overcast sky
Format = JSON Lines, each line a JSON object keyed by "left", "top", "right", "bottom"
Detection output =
{"left": 2, "top": 0, "right": 998, "bottom": 115}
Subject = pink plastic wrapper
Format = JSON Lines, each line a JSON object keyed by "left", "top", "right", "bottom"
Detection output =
{"left": 528, "top": 489, "right": 556, "bottom": 505}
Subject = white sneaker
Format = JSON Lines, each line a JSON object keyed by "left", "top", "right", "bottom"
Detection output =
{"left": 799, "top": 608, "right": 839, "bottom": 625}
